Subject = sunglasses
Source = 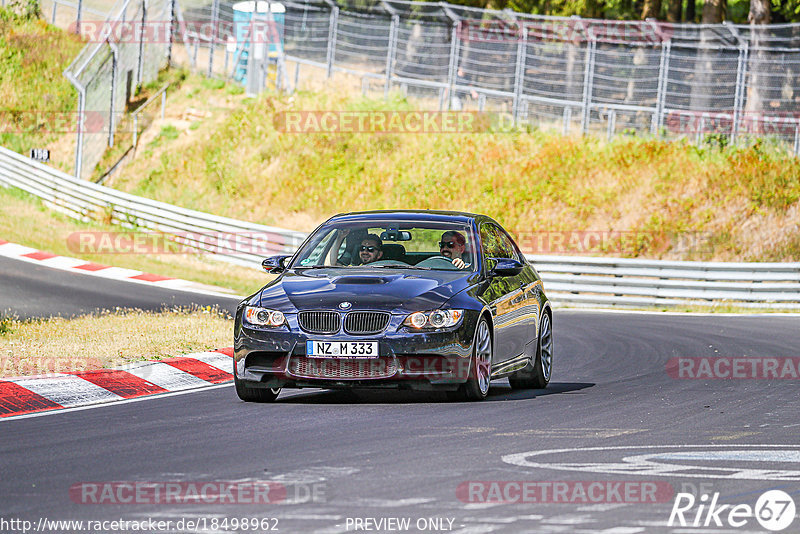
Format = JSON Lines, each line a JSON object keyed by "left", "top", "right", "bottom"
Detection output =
{"left": 439, "top": 241, "right": 458, "bottom": 249}
{"left": 359, "top": 245, "right": 379, "bottom": 252}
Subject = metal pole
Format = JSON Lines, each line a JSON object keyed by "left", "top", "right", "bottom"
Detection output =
{"left": 446, "top": 22, "right": 459, "bottom": 110}
{"left": 136, "top": 0, "right": 147, "bottom": 88}
{"left": 562, "top": 107, "right": 572, "bottom": 135}
{"left": 731, "top": 44, "right": 748, "bottom": 145}
{"left": 580, "top": 38, "right": 596, "bottom": 135}
{"left": 794, "top": 123, "right": 799, "bottom": 157}
{"left": 440, "top": 3, "right": 460, "bottom": 111}
{"left": 109, "top": 42, "right": 119, "bottom": 147}
{"left": 63, "top": 68, "right": 84, "bottom": 177}
{"left": 652, "top": 41, "right": 670, "bottom": 136}
{"left": 384, "top": 14, "right": 399, "bottom": 99}
{"left": 166, "top": 0, "right": 175, "bottom": 65}
{"left": 696, "top": 114, "right": 706, "bottom": 144}
{"left": 161, "top": 89, "right": 166, "bottom": 119}
{"left": 512, "top": 19, "right": 526, "bottom": 123}
{"left": 51, "top": 1, "right": 58, "bottom": 25}
{"left": 325, "top": 3, "right": 338, "bottom": 79}
{"left": 607, "top": 110, "right": 616, "bottom": 141}
{"left": 76, "top": 0, "right": 82, "bottom": 34}
{"left": 208, "top": 0, "right": 220, "bottom": 77}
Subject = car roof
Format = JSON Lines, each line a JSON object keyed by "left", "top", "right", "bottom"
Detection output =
{"left": 325, "top": 210, "right": 488, "bottom": 225}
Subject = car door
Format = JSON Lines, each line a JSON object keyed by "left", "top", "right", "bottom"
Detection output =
{"left": 479, "top": 223, "right": 527, "bottom": 363}
{"left": 497, "top": 226, "right": 542, "bottom": 354}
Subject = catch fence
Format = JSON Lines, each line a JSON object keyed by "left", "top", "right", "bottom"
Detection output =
{"left": 9, "top": 0, "right": 800, "bottom": 179}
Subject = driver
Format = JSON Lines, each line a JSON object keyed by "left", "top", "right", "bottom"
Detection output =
{"left": 358, "top": 234, "right": 384, "bottom": 264}
{"left": 439, "top": 231, "right": 469, "bottom": 269}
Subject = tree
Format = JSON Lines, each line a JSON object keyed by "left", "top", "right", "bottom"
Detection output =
{"left": 667, "top": 0, "right": 682, "bottom": 21}
{"left": 642, "top": 0, "right": 662, "bottom": 18}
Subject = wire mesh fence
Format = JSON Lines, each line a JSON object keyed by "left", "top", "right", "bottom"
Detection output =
{"left": 270, "top": 1, "right": 800, "bottom": 152}
{"left": 15, "top": 0, "right": 800, "bottom": 179}
{"left": 52, "top": 0, "right": 173, "bottom": 178}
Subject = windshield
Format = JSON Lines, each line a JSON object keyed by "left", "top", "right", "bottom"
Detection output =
{"left": 290, "top": 220, "right": 478, "bottom": 271}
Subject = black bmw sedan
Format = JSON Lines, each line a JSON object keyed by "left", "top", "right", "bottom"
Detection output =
{"left": 233, "top": 210, "right": 552, "bottom": 401}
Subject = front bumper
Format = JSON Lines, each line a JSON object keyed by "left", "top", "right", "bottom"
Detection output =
{"left": 234, "top": 313, "right": 477, "bottom": 391}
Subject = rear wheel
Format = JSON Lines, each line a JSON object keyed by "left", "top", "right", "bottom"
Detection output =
{"left": 448, "top": 318, "right": 492, "bottom": 401}
{"left": 509, "top": 310, "right": 552, "bottom": 390}
{"left": 234, "top": 363, "right": 280, "bottom": 402}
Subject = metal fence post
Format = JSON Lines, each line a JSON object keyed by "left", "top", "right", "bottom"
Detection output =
{"left": 208, "top": 0, "right": 220, "bottom": 77}
{"left": 580, "top": 36, "right": 596, "bottom": 135}
{"left": 382, "top": 7, "right": 399, "bottom": 99}
{"left": 166, "top": 0, "right": 175, "bottom": 65}
{"left": 109, "top": 41, "right": 119, "bottom": 147}
{"left": 324, "top": 1, "right": 338, "bottom": 79}
{"left": 136, "top": 0, "right": 147, "bottom": 88}
{"left": 607, "top": 109, "right": 616, "bottom": 141}
{"left": 51, "top": 1, "right": 58, "bottom": 25}
{"left": 64, "top": 70, "right": 85, "bottom": 178}
{"left": 652, "top": 40, "right": 670, "bottom": 136}
{"left": 732, "top": 44, "right": 748, "bottom": 144}
{"left": 75, "top": 0, "right": 83, "bottom": 33}
{"left": 511, "top": 14, "right": 527, "bottom": 123}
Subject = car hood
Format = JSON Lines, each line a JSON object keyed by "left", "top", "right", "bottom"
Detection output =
{"left": 257, "top": 269, "right": 474, "bottom": 313}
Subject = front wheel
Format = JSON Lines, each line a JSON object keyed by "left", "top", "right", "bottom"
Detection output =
{"left": 509, "top": 310, "right": 552, "bottom": 390}
{"left": 448, "top": 318, "right": 492, "bottom": 401}
{"left": 234, "top": 362, "right": 280, "bottom": 402}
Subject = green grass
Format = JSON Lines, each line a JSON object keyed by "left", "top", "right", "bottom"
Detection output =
{"left": 105, "top": 77, "right": 800, "bottom": 262}
{"left": 0, "top": 7, "right": 84, "bottom": 166}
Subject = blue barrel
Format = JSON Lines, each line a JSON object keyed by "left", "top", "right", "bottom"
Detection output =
{"left": 232, "top": 1, "right": 285, "bottom": 82}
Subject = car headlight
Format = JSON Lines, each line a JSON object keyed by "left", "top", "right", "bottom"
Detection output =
{"left": 403, "top": 309, "right": 464, "bottom": 329}
{"left": 244, "top": 306, "right": 286, "bottom": 327}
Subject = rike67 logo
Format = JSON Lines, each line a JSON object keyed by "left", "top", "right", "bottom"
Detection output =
{"left": 668, "top": 490, "right": 796, "bottom": 531}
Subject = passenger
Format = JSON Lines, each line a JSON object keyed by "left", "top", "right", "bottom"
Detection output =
{"left": 439, "top": 231, "right": 469, "bottom": 269}
{"left": 358, "top": 234, "right": 384, "bottom": 264}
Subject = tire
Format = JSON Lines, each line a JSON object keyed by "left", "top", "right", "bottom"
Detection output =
{"left": 509, "top": 310, "right": 552, "bottom": 390}
{"left": 234, "top": 363, "right": 280, "bottom": 402}
{"left": 447, "top": 317, "right": 492, "bottom": 401}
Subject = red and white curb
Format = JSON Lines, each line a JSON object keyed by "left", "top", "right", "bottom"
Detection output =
{"left": 0, "top": 348, "right": 235, "bottom": 418}
{"left": 0, "top": 239, "right": 242, "bottom": 299}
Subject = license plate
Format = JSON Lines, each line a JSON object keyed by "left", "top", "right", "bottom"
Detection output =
{"left": 306, "top": 341, "right": 378, "bottom": 358}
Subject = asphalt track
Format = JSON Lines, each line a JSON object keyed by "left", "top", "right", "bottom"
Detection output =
{"left": 0, "top": 255, "right": 241, "bottom": 319}
{"left": 2, "top": 255, "right": 800, "bottom": 533}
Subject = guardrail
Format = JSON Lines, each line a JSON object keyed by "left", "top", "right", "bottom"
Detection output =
{"left": 529, "top": 255, "right": 800, "bottom": 309}
{"left": 1, "top": 146, "right": 798, "bottom": 309}
{"left": 0, "top": 146, "right": 306, "bottom": 266}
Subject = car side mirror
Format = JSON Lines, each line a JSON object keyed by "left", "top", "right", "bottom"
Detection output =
{"left": 488, "top": 258, "right": 523, "bottom": 277}
{"left": 262, "top": 255, "right": 291, "bottom": 274}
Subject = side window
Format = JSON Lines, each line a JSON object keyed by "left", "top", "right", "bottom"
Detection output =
{"left": 480, "top": 224, "right": 503, "bottom": 259}
{"left": 482, "top": 224, "right": 517, "bottom": 260}
{"left": 495, "top": 227, "right": 521, "bottom": 261}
